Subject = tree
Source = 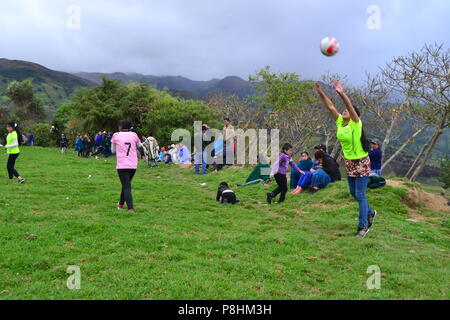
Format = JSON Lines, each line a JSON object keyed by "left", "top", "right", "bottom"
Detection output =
{"left": 351, "top": 73, "right": 430, "bottom": 170}
{"left": 381, "top": 43, "right": 450, "bottom": 181}
{"left": 248, "top": 66, "right": 320, "bottom": 155}
{"left": 7, "top": 80, "right": 46, "bottom": 123}
{"left": 207, "top": 92, "right": 263, "bottom": 130}
{"left": 438, "top": 158, "right": 450, "bottom": 189}
{"left": 60, "top": 78, "right": 221, "bottom": 146}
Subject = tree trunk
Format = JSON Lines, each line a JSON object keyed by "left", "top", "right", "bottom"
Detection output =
{"left": 381, "top": 116, "right": 397, "bottom": 161}
{"left": 405, "top": 134, "right": 434, "bottom": 178}
{"left": 331, "top": 142, "right": 341, "bottom": 160}
{"left": 382, "top": 126, "right": 427, "bottom": 170}
{"left": 410, "top": 121, "right": 446, "bottom": 182}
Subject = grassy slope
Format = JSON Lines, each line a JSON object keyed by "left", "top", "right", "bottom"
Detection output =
{"left": 0, "top": 147, "right": 448, "bottom": 300}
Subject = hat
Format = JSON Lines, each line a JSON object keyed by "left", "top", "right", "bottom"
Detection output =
{"left": 371, "top": 139, "right": 381, "bottom": 145}
{"left": 314, "top": 144, "right": 327, "bottom": 152}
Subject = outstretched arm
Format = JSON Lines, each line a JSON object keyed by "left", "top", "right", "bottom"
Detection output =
{"left": 333, "top": 81, "right": 360, "bottom": 123}
{"left": 216, "top": 189, "right": 222, "bottom": 202}
{"left": 315, "top": 82, "right": 340, "bottom": 121}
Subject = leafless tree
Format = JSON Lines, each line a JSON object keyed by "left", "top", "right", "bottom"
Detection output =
{"left": 351, "top": 73, "right": 430, "bottom": 170}
{"left": 381, "top": 43, "right": 450, "bottom": 181}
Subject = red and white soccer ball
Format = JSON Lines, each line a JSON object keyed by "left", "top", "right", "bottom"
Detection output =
{"left": 320, "top": 37, "right": 340, "bottom": 57}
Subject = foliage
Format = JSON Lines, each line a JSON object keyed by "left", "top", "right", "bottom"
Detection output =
{"left": 438, "top": 158, "right": 450, "bottom": 189}
{"left": 31, "top": 123, "right": 55, "bottom": 147}
{"left": 6, "top": 79, "right": 46, "bottom": 124}
{"left": 249, "top": 66, "right": 317, "bottom": 112}
{"left": 59, "top": 78, "right": 221, "bottom": 145}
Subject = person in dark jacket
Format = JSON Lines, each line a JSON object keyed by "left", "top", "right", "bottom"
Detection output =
{"left": 309, "top": 150, "right": 341, "bottom": 193}
{"left": 194, "top": 124, "right": 214, "bottom": 175}
{"left": 216, "top": 182, "right": 240, "bottom": 204}
{"left": 59, "top": 134, "right": 68, "bottom": 154}
{"left": 368, "top": 139, "right": 383, "bottom": 176}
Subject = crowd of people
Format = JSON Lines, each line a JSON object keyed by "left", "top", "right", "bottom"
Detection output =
{"left": 73, "top": 132, "right": 113, "bottom": 158}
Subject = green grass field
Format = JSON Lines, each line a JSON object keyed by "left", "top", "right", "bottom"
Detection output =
{"left": 0, "top": 147, "right": 448, "bottom": 300}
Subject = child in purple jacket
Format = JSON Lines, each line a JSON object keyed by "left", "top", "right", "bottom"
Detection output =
{"left": 267, "top": 143, "right": 302, "bottom": 204}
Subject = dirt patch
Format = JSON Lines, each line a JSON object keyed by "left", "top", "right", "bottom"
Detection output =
{"left": 387, "top": 180, "right": 450, "bottom": 218}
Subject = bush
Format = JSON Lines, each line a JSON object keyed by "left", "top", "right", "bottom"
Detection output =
{"left": 438, "top": 158, "right": 450, "bottom": 189}
{"left": 32, "top": 123, "right": 54, "bottom": 147}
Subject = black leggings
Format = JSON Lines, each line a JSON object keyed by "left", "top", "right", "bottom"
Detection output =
{"left": 271, "top": 173, "right": 288, "bottom": 203}
{"left": 7, "top": 153, "right": 20, "bottom": 180}
{"left": 117, "top": 169, "right": 136, "bottom": 210}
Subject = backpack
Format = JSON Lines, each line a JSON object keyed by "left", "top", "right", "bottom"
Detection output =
{"left": 367, "top": 176, "right": 386, "bottom": 189}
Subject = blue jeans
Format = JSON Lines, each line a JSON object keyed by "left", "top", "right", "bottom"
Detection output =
{"left": 348, "top": 176, "right": 374, "bottom": 228}
{"left": 371, "top": 169, "right": 382, "bottom": 176}
{"left": 312, "top": 169, "right": 332, "bottom": 189}
{"left": 148, "top": 159, "right": 159, "bottom": 168}
{"left": 297, "top": 171, "right": 313, "bottom": 189}
{"left": 194, "top": 151, "right": 207, "bottom": 175}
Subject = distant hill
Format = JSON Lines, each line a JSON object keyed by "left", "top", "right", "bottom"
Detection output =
{"left": 0, "top": 59, "right": 96, "bottom": 107}
{"left": 73, "top": 72, "right": 255, "bottom": 99}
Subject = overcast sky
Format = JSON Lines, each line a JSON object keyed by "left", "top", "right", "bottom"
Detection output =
{"left": 0, "top": 0, "right": 448, "bottom": 83}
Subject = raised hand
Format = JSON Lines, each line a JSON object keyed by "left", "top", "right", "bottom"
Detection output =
{"left": 333, "top": 80, "right": 344, "bottom": 93}
{"left": 314, "top": 82, "right": 323, "bottom": 93}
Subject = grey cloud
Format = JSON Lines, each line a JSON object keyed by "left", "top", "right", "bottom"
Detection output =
{"left": 0, "top": 0, "right": 448, "bottom": 83}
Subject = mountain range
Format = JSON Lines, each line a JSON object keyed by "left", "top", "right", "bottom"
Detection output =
{"left": 0, "top": 58, "right": 96, "bottom": 107}
{"left": 0, "top": 58, "right": 255, "bottom": 108}
{"left": 73, "top": 72, "right": 255, "bottom": 99}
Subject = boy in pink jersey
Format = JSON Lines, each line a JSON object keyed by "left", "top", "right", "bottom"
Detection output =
{"left": 111, "top": 120, "right": 142, "bottom": 213}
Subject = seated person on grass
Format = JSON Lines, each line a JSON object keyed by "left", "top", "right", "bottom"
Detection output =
{"left": 290, "top": 151, "right": 314, "bottom": 189}
{"left": 308, "top": 149, "right": 342, "bottom": 194}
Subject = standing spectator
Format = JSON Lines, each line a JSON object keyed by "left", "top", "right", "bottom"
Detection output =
{"left": 369, "top": 139, "right": 383, "bottom": 176}
{"left": 28, "top": 133, "right": 34, "bottom": 146}
{"left": 75, "top": 134, "right": 83, "bottom": 157}
{"left": 213, "top": 132, "right": 224, "bottom": 171}
{"left": 82, "top": 135, "right": 90, "bottom": 157}
{"left": 101, "top": 133, "right": 112, "bottom": 158}
{"left": 95, "top": 131, "right": 104, "bottom": 148}
{"left": 143, "top": 136, "right": 160, "bottom": 168}
{"left": 223, "top": 118, "right": 235, "bottom": 165}
{"left": 59, "top": 134, "right": 69, "bottom": 154}
{"left": 194, "top": 125, "right": 211, "bottom": 175}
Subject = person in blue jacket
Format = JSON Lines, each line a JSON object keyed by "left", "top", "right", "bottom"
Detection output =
{"left": 74, "top": 134, "right": 84, "bottom": 157}
{"left": 290, "top": 151, "right": 314, "bottom": 189}
{"left": 368, "top": 139, "right": 383, "bottom": 176}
